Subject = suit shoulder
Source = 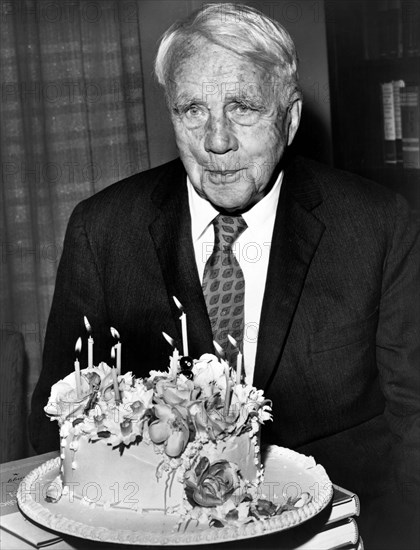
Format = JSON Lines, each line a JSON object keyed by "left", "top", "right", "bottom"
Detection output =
{"left": 295, "top": 156, "right": 404, "bottom": 212}
{"left": 73, "top": 158, "right": 184, "bottom": 219}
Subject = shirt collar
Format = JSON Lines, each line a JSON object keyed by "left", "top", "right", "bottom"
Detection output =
{"left": 187, "top": 171, "right": 283, "bottom": 241}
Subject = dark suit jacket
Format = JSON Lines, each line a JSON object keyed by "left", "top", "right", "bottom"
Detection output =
{"left": 29, "top": 156, "right": 419, "bottom": 547}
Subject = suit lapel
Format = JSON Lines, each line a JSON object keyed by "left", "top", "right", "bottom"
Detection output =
{"left": 253, "top": 158, "right": 326, "bottom": 391}
{"left": 148, "top": 162, "right": 214, "bottom": 357}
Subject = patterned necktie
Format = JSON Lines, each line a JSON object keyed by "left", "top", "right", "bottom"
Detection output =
{"left": 202, "top": 214, "right": 248, "bottom": 365}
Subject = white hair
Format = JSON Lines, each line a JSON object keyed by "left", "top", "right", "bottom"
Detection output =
{"left": 154, "top": 3, "right": 301, "bottom": 107}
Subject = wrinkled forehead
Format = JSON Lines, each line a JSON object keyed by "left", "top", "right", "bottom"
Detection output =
{"left": 167, "top": 37, "right": 283, "bottom": 106}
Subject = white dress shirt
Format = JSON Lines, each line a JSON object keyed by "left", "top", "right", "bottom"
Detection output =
{"left": 187, "top": 173, "right": 283, "bottom": 384}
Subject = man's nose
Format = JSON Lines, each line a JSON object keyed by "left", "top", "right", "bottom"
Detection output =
{"left": 204, "top": 114, "right": 238, "bottom": 154}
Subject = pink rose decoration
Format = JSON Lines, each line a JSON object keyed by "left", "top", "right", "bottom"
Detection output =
{"left": 185, "top": 458, "right": 240, "bottom": 507}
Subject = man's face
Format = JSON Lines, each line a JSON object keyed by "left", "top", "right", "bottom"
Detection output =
{"left": 168, "top": 40, "right": 301, "bottom": 212}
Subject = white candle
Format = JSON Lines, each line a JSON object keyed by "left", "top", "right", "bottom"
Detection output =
{"left": 227, "top": 334, "right": 242, "bottom": 384}
{"left": 180, "top": 312, "right": 188, "bottom": 356}
{"left": 115, "top": 342, "right": 121, "bottom": 375}
{"left": 88, "top": 336, "right": 94, "bottom": 369}
{"left": 171, "top": 348, "right": 179, "bottom": 378}
{"left": 111, "top": 347, "right": 120, "bottom": 402}
{"left": 112, "top": 368, "right": 120, "bottom": 402}
{"left": 236, "top": 350, "right": 243, "bottom": 385}
{"left": 110, "top": 327, "right": 121, "bottom": 374}
{"left": 74, "top": 337, "right": 82, "bottom": 399}
{"left": 162, "top": 332, "right": 178, "bottom": 378}
{"left": 223, "top": 361, "right": 231, "bottom": 417}
{"left": 173, "top": 296, "right": 188, "bottom": 356}
{"left": 84, "top": 316, "right": 94, "bottom": 369}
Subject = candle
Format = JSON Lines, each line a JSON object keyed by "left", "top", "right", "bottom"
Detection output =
{"left": 110, "top": 327, "right": 121, "bottom": 375}
{"left": 84, "top": 316, "right": 94, "bottom": 369}
{"left": 74, "top": 337, "right": 82, "bottom": 399}
{"left": 171, "top": 348, "right": 179, "bottom": 378}
{"left": 162, "top": 332, "right": 179, "bottom": 378}
{"left": 236, "top": 350, "right": 243, "bottom": 385}
{"left": 213, "top": 340, "right": 225, "bottom": 359}
{"left": 111, "top": 346, "right": 120, "bottom": 402}
{"left": 223, "top": 360, "right": 231, "bottom": 417}
{"left": 173, "top": 296, "right": 188, "bottom": 356}
{"left": 227, "top": 335, "right": 242, "bottom": 385}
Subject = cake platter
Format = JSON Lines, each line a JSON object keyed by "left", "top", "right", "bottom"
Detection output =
{"left": 17, "top": 446, "right": 333, "bottom": 546}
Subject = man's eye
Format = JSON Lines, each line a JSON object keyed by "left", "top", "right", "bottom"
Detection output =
{"left": 229, "top": 102, "right": 261, "bottom": 125}
{"left": 234, "top": 103, "right": 253, "bottom": 114}
{"left": 186, "top": 105, "right": 204, "bottom": 117}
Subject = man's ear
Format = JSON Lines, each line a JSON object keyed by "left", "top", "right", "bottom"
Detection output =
{"left": 286, "top": 98, "right": 302, "bottom": 146}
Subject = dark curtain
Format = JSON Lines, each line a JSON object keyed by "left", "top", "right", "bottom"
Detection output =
{"left": 1, "top": 0, "right": 150, "bottom": 454}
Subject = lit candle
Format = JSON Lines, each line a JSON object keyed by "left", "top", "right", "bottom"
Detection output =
{"left": 228, "top": 335, "right": 242, "bottom": 385}
{"left": 84, "top": 316, "right": 94, "bottom": 369}
{"left": 173, "top": 296, "right": 188, "bottom": 356}
{"left": 213, "top": 340, "right": 225, "bottom": 359}
{"left": 110, "top": 346, "right": 120, "bottom": 402}
{"left": 223, "top": 360, "right": 231, "bottom": 417}
{"left": 236, "top": 350, "right": 243, "bottom": 385}
{"left": 162, "top": 332, "right": 179, "bottom": 377}
{"left": 74, "top": 337, "right": 82, "bottom": 399}
{"left": 171, "top": 348, "right": 180, "bottom": 377}
{"left": 110, "top": 327, "right": 121, "bottom": 375}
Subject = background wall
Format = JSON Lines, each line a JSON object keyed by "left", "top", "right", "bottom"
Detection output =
{"left": 138, "top": 0, "right": 333, "bottom": 168}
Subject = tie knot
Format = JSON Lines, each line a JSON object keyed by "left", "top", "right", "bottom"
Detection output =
{"left": 213, "top": 214, "right": 247, "bottom": 248}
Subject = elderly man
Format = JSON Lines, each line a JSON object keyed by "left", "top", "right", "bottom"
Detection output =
{"left": 30, "top": 4, "right": 419, "bottom": 548}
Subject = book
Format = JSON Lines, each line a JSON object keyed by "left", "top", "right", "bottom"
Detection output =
{"left": 400, "top": 84, "right": 420, "bottom": 169}
{"left": 363, "top": 1, "right": 403, "bottom": 59}
{"left": 0, "top": 451, "right": 58, "bottom": 517}
{"left": 0, "top": 512, "right": 62, "bottom": 548}
{"left": 402, "top": 0, "right": 420, "bottom": 56}
{"left": 381, "top": 81, "right": 398, "bottom": 164}
{"left": 393, "top": 80, "right": 405, "bottom": 163}
{"left": 0, "top": 452, "right": 61, "bottom": 548}
{"left": 327, "top": 485, "right": 360, "bottom": 524}
{"left": 386, "top": 0, "right": 403, "bottom": 57}
{"left": 341, "top": 537, "right": 364, "bottom": 550}
{"left": 274, "top": 517, "right": 359, "bottom": 550}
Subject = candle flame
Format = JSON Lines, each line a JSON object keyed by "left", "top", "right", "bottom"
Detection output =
{"left": 213, "top": 340, "right": 225, "bottom": 357}
{"left": 111, "top": 345, "right": 116, "bottom": 359}
{"left": 227, "top": 334, "right": 238, "bottom": 347}
{"left": 162, "top": 332, "right": 175, "bottom": 347}
{"left": 172, "top": 296, "right": 184, "bottom": 312}
{"left": 84, "top": 316, "right": 92, "bottom": 333}
{"left": 75, "top": 337, "right": 82, "bottom": 354}
{"left": 110, "top": 327, "right": 120, "bottom": 339}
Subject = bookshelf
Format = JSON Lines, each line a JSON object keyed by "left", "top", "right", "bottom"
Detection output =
{"left": 325, "top": 0, "right": 420, "bottom": 209}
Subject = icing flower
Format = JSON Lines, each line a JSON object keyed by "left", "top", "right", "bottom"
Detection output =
{"left": 44, "top": 373, "right": 91, "bottom": 420}
{"left": 44, "top": 362, "right": 117, "bottom": 422}
{"left": 122, "top": 379, "right": 154, "bottom": 419}
{"left": 185, "top": 457, "right": 241, "bottom": 507}
{"left": 154, "top": 376, "right": 197, "bottom": 406}
{"left": 189, "top": 396, "right": 236, "bottom": 441}
{"left": 192, "top": 354, "right": 227, "bottom": 397}
{"left": 229, "top": 385, "right": 273, "bottom": 433}
{"left": 101, "top": 402, "right": 146, "bottom": 446}
{"left": 148, "top": 403, "right": 190, "bottom": 457}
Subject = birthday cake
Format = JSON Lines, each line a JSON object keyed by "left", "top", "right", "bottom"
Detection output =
{"left": 43, "top": 350, "right": 280, "bottom": 527}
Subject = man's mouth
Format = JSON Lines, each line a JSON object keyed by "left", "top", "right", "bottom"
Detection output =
{"left": 205, "top": 169, "right": 242, "bottom": 183}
